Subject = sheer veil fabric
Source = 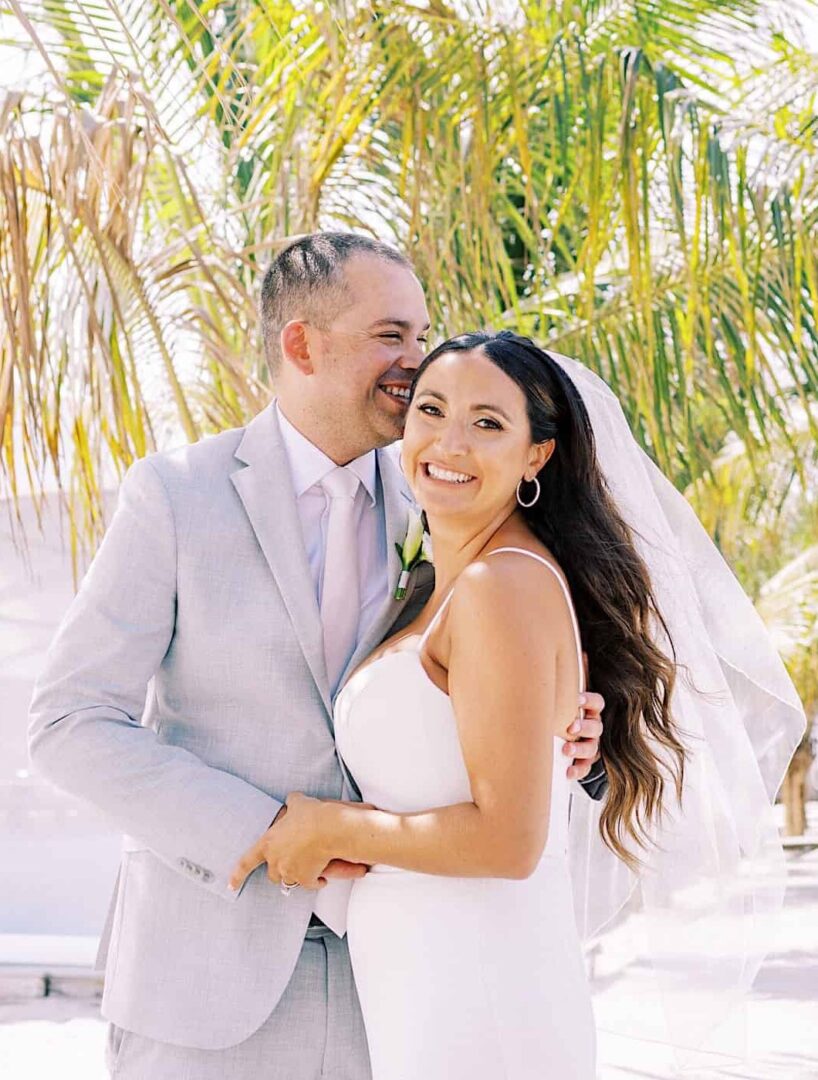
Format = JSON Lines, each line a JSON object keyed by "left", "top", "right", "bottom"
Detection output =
{"left": 551, "top": 353, "right": 806, "bottom": 1068}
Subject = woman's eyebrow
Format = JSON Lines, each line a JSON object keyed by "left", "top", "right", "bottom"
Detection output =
{"left": 474, "top": 403, "right": 512, "bottom": 422}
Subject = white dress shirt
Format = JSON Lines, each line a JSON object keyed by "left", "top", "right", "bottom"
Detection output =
{"left": 276, "top": 403, "right": 389, "bottom": 660}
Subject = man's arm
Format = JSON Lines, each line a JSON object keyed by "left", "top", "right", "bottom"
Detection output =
{"left": 568, "top": 654, "right": 607, "bottom": 800}
{"left": 577, "top": 761, "right": 608, "bottom": 801}
{"left": 28, "top": 457, "right": 281, "bottom": 902}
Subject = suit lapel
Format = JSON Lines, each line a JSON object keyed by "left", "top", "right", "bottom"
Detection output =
{"left": 230, "top": 403, "right": 331, "bottom": 712}
{"left": 337, "top": 446, "right": 422, "bottom": 691}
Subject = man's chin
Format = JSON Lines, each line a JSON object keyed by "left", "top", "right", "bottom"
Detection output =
{"left": 371, "top": 424, "right": 404, "bottom": 449}
{"left": 370, "top": 408, "right": 407, "bottom": 447}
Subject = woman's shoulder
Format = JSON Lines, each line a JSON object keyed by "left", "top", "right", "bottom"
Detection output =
{"left": 464, "top": 539, "right": 567, "bottom": 590}
{"left": 450, "top": 541, "right": 572, "bottom": 634}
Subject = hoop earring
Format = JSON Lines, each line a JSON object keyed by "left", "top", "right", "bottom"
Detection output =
{"left": 516, "top": 476, "right": 541, "bottom": 508}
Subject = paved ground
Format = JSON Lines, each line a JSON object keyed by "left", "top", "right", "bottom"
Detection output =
{"left": 597, "top": 846, "right": 818, "bottom": 1079}
{"left": 1, "top": 837, "right": 816, "bottom": 1080}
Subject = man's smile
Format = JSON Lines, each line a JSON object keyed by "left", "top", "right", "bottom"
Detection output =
{"left": 378, "top": 382, "right": 412, "bottom": 407}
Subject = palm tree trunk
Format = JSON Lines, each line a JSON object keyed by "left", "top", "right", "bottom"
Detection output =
{"left": 781, "top": 734, "right": 813, "bottom": 837}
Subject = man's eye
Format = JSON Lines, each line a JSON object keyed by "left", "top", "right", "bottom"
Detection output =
{"left": 380, "top": 333, "right": 402, "bottom": 341}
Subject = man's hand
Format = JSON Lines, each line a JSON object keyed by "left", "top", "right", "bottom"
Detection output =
{"left": 563, "top": 691, "right": 604, "bottom": 782}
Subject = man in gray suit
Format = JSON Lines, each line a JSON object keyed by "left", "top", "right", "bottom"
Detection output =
{"left": 29, "top": 233, "right": 605, "bottom": 1078}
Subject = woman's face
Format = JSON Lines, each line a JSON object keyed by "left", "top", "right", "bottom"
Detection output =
{"left": 400, "top": 348, "right": 554, "bottom": 526}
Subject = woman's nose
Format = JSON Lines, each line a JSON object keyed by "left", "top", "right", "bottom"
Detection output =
{"left": 435, "top": 423, "right": 471, "bottom": 457}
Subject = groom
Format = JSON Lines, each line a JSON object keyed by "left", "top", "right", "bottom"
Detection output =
{"left": 29, "top": 232, "right": 606, "bottom": 1078}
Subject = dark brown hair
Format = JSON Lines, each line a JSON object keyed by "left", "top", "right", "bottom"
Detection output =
{"left": 413, "top": 330, "right": 685, "bottom": 868}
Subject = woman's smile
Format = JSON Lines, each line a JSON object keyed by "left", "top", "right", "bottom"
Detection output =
{"left": 421, "top": 461, "right": 477, "bottom": 485}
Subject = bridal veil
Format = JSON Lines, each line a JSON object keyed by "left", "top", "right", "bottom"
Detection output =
{"left": 552, "top": 353, "right": 806, "bottom": 1070}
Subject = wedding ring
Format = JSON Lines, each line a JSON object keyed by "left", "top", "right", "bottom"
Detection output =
{"left": 280, "top": 879, "right": 301, "bottom": 896}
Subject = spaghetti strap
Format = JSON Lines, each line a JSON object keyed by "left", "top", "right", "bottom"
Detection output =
{"left": 486, "top": 547, "right": 585, "bottom": 694}
{"left": 418, "top": 587, "right": 456, "bottom": 651}
{"left": 418, "top": 547, "right": 584, "bottom": 696}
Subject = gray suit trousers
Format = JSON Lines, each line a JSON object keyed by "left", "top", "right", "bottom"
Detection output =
{"left": 107, "top": 927, "right": 371, "bottom": 1079}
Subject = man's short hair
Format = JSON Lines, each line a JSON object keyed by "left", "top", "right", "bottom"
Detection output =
{"left": 260, "top": 232, "right": 413, "bottom": 372}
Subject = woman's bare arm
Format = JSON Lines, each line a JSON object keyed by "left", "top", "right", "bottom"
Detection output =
{"left": 229, "top": 555, "right": 580, "bottom": 891}
{"left": 325, "top": 557, "right": 577, "bottom": 878}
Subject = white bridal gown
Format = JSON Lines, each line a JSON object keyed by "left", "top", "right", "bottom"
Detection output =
{"left": 334, "top": 548, "right": 596, "bottom": 1080}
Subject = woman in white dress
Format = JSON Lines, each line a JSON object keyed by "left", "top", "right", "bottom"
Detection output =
{"left": 246, "top": 331, "right": 687, "bottom": 1079}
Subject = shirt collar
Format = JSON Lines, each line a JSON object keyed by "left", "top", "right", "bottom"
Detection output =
{"left": 276, "top": 402, "right": 377, "bottom": 507}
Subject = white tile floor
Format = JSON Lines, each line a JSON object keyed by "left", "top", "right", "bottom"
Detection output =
{"left": 1, "top": 846, "right": 816, "bottom": 1080}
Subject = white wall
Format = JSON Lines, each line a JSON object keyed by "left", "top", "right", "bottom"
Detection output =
{"left": 0, "top": 495, "right": 121, "bottom": 941}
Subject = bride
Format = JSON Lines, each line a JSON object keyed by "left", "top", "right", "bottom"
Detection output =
{"left": 231, "top": 330, "right": 804, "bottom": 1079}
{"left": 231, "top": 330, "right": 688, "bottom": 1078}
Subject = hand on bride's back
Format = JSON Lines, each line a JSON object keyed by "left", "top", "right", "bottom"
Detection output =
{"left": 564, "top": 689, "right": 604, "bottom": 781}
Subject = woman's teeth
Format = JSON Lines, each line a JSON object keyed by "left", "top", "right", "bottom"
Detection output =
{"left": 425, "top": 463, "right": 475, "bottom": 484}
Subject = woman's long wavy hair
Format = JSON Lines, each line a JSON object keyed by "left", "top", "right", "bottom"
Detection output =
{"left": 411, "top": 330, "right": 685, "bottom": 869}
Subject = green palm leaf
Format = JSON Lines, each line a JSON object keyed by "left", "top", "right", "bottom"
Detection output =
{"left": 1, "top": 0, "right": 817, "bottom": 573}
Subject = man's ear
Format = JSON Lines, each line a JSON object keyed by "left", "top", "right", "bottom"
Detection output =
{"left": 280, "top": 320, "right": 314, "bottom": 375}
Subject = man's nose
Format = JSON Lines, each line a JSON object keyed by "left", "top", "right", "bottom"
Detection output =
{"left": 399, "top": 339, "right": 426, "bottom": 371}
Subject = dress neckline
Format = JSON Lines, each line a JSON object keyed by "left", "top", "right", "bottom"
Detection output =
{"left": 336, "top": 545, "right": 584, "bottom": 713}
{"left": 335, "top": 647, "right": 450, "bottom": 715}
{"left": 339, "top": 591, "right": 453, "bottom": 703}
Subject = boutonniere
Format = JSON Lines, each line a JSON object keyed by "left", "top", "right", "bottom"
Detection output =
{"left": 394, "top": 510, "right": 432, "bottom": 600}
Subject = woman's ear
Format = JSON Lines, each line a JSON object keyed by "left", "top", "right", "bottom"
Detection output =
{"left": 527, "top": 438, "right": 555, "bottom": 479}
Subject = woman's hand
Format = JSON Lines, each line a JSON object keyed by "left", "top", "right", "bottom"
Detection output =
{"left": 229, "top": 794, "right": 373, "bottom": 893}
{"left": 230, "top": 792, "right": 338, "bottom": 892}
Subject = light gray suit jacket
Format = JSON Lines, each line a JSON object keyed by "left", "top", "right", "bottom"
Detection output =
{"left": 28, "top": 402, "right": 434, "bottom": 1050}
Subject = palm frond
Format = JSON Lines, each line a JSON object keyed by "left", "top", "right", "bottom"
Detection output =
{"left": 1, "top": 0, "right": 818, "bottom": 566}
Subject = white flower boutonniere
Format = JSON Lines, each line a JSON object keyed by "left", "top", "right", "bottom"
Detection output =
{"left": 394, "top": 510, "right": 432, "bottom": 600}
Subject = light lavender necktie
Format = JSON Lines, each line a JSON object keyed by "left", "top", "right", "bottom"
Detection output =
{"left": 319, "top": 466, "right": 361, "bottom": 695}
{"left": 314, "top": 465, "right": 360, "bottom": 935}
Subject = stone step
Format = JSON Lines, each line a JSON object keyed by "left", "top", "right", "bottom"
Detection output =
{"left": 783, "top": 834, "right": 818, "bottom": 854}
{"left": 0, "top": 965, "right": 102, "bottom": 1002}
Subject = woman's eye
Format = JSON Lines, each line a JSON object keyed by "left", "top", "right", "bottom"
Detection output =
{"left": 418, "top": 403, "right": 443, "bottom": 417}
{"left": 476, "top": 418, "right": 503, "bottom": 430}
